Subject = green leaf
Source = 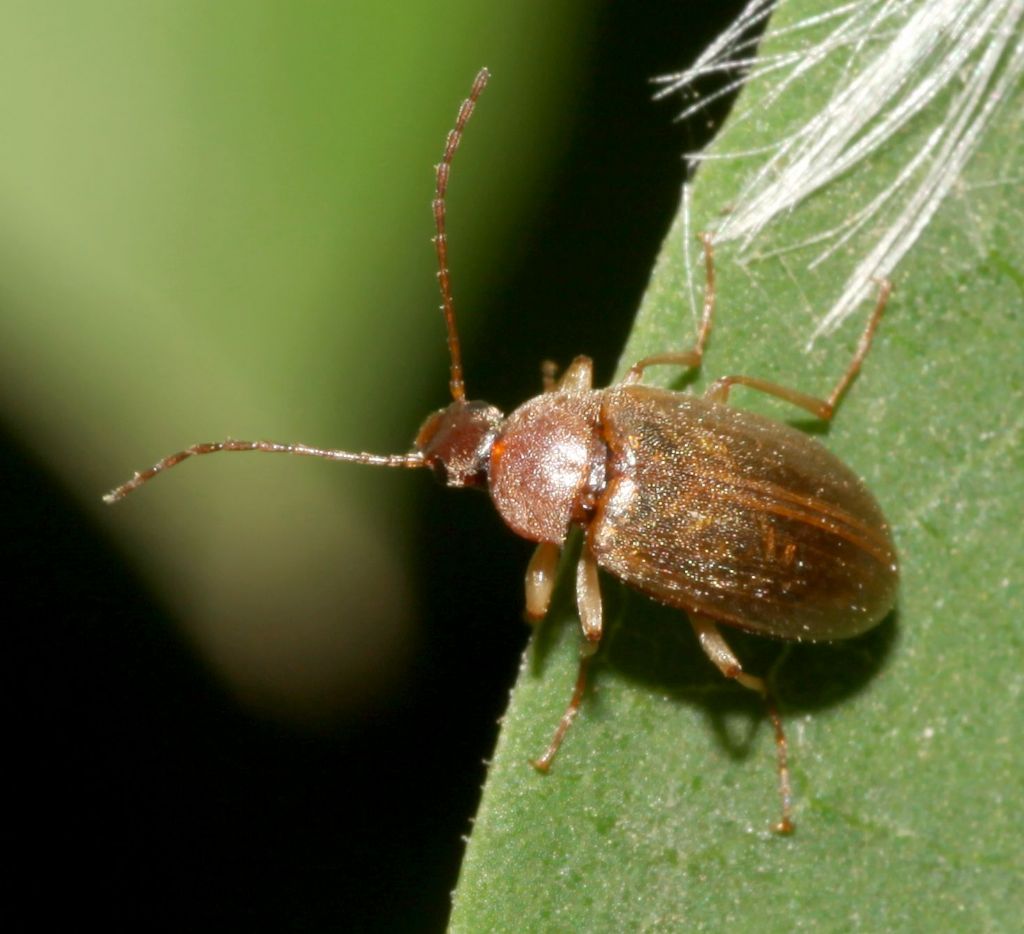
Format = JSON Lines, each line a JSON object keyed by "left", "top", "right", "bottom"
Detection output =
{"left": 451, "top": 3, "right": 1023, "bottom": 930}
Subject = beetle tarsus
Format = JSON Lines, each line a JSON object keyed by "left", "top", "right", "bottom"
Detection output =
{"left": 763, "top": 689, "right": 795, "bottom": 835}
{"left": 532, "top": 649, "right": 594, "bottom": 773}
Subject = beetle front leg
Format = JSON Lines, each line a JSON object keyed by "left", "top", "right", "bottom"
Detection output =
{"left": 690, "top": 613, "right": 795, "bottom": 834}
{"left": 540, "top": 360, "right": 559, "bottom": 392}
{"left": 539, "top": 352, "right": 594, "bottom": 396}
{"left": 557, "top": 355, "right": 594, "bottom": 393}
{"left": 524, "top": 541, "right": 561, "bottom": 622}
{"left": 531, "top": 544, "right": 603, "bottom": 772}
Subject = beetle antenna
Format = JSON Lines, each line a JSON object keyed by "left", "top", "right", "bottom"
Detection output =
{"left": 433, "top": 67, "right": 490, "bottom": 403}
{"left": 103, "top": 440, "right": 425, "bottom": 504}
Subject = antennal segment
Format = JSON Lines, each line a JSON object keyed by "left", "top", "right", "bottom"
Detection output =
{"left": 433, "top": 67, "right": 490, "bottom": 403}
{"left": 103, "top": 440, "right": 425, "bottom": 504}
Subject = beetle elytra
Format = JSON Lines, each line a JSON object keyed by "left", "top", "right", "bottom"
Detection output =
{"left": 105, "top": 68, "right": 898, "bottom": 833}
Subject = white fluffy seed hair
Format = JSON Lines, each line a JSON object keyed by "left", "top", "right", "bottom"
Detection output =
{"left": 659, "top": 0, "right": 1023, "bottom": 342}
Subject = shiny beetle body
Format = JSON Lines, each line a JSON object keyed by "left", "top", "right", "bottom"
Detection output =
{"left": 590, "top": 385, "right": 897, "bottom": 640}
{"left": 418, "top": 371, "right": 897, "bottom": 642}
{"left": 106, "top": 69, "right": 898, "bottom": 833}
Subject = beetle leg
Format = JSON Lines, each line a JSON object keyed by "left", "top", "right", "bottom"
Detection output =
{"left": 531, "top": 544, "right": 603, "bottom": 773}
{"left": 575, "top": 543, "right": 603, "bottom": 643}
{"left": 624, "top": 231, "right": 717, "bottom": 385}
{"left": 691, "top": 613, "right": 765, "bottom": 692}
{"left": 705, "top": 278, "right": 890, "bottom": 421}
{"left": 531, "top": 645, "right": 596, "bottom": 773}
{"left": 556, "top": 355, "right": 594, "bottom": 393}
{"left": 540, "top": 360, "right": 559, "bottom": 392}
{"left": 690, "top": 613, "right": 795, "bottom": 834}
{"left": 524, "top": 541, "right": 561, "bottom": 622}
{"left": 705, "top": 374, "right": 836, "bottom": 420}
{"left": 623, "top": 349, "right": 704, "bottom": 386}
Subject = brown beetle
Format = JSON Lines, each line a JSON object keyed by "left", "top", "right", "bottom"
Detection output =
{"left": 105, "top": 69, "right": 898, "bottom": 833}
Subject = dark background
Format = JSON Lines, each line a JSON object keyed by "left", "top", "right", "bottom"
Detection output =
{"left": 8, "top": 4, "right": 750, "bottom": 930}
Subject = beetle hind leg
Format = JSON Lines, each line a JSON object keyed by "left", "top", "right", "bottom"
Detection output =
{"left": 690, "top": 613, "right": 795, "bottom": 834}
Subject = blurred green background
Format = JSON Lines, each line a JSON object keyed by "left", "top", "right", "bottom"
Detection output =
{"left": 3, "top": 2, "right": 746, "bottom": 928}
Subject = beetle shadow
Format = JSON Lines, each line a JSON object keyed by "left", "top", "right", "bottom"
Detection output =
{"left": 785, "top": 417, "right": 831, "bottom": 437}
{"left": 659, "top": 367, "right": 704, "bottom": 395}
{"left": 598, "top": 588, "right": 900, "bottom": 762}
{"left": 526, "top": 552, "right": 899, "bottom": 764}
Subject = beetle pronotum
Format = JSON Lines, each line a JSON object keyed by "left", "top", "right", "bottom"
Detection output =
{"left": 106, "top": 69, "right": 898, "bottom": 833}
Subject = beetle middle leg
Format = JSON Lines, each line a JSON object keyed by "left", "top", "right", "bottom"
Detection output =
{"left": 624, "top": 231, "right": 717, "bottom": 386}
{"left": 691, "top": 613, "right": 795, "bottom": 834}
{"left": 706, "top": 279, "right": 891, "bottom": 421}
{"left": 531, "top": 543, "right": 603, "bottom": 772}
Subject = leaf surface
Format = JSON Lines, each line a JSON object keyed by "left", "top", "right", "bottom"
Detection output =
{"left": 451, "top": 4, "right": 1023, "bottom": 929}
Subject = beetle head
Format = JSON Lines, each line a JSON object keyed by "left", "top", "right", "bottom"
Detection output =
{"left": 414, "top": 400, "right": 504, "bottom": 489}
